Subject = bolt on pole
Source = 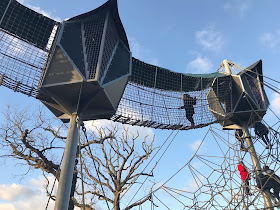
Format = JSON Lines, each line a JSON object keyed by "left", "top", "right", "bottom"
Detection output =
{"left": 55, "top": 113, "right": 80, "bottom": 210}
{"left": 242, "top": 127, "right": 273, "bottom": 209}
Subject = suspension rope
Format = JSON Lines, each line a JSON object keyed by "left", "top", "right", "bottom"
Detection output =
{"left": 78, "top": 124, "right": 86, "bottom": 210}
{"left": 45, "top": 150, "right": 64, "bottom": 210}
{"left": 81, "top": 123, "right": 111, "bottom": 210}
{"left": 128, "top": 127, "right": 210, "bottom": 207}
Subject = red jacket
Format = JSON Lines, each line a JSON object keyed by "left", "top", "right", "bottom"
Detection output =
{"left": 238, "top": 164, "right": 250, "bottom": 181}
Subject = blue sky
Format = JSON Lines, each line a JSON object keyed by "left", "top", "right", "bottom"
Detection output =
{"left": 1, "top": 0, "right": 280, "bottom": 209}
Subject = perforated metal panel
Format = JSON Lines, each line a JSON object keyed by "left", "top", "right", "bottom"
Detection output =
{"left": 83, "top": 12, "right": 106, "bottom": 79}
{"left": 60, "top": 21, "right": 85, "bottom": 77}
{"left": 99, "top": 14, "right": 119, "bottom": 81}
{"left": 207, "top": 76, "right": 232, "bottom": 119}
{"left": 102, "top": 42, "right": 131, "bottom": 84}
{"left": 244, "top": 72, "right": 264, "bottom": 109}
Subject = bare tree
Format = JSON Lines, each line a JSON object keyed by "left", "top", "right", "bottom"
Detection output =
{"left": 0, "top": 105, "right": 157, "bottom": 209}
{"left": 80, "top": 125, "right": 157, "bottom": 210}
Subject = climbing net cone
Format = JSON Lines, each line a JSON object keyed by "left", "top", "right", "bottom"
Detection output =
{"left": 142, "top": 121, "right": 280, "bottom": 209}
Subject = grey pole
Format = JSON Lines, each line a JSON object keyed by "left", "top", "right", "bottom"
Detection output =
{"left": 242, "top": 127, "right": 273, "bottom": 209}
{"left": 55, "top": 113, "right": 80, "bottom": 210}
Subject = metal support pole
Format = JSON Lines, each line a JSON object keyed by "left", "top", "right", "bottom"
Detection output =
{"left": 242, "top": 127, "right": 273, "bottom": 209}
{"left": 223, "top": 59, "right": 232, "bottom": 75}
{"left": 55, "top": 113, "right": 80, "bottom": 210}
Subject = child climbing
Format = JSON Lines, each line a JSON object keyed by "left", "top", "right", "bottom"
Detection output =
{"left": 235, "top": 129, "right": 247, "bottom": 151}
{"left": 262, "top": 166, "right": 280, "bottom": 202}
{"left": 254, "top": 121, "right": 270, "bottom": 149}
{"left": 237, "top": 161, "right": 251, "bottom": 195}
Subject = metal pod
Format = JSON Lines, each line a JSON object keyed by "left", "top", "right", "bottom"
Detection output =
{"left": 37, "top": 0, "right": 132, "bottom": 122}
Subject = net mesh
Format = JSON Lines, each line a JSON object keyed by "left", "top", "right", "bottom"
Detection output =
{"left": 111, "top": 58, "right": 228, "bottom": 130}
{"left": 83, "top": 11, "right": 106, "bottom": 80}
{"left": 0, "top": 27, "right": 57, "bottom": 97}
{"left": 0, "top": 0, "right": 58, "bottom": 50}
{"left": 99, "top": 13, "right": 119, "bottom": 82}
{"left": 0, "top": 0, "right": 59, "bottom": 97}
{"left": 146, "top": 124, "right": 280, "bottom": 209}
{"left": 0, "top": 0, "right": 230, "bottom": 130}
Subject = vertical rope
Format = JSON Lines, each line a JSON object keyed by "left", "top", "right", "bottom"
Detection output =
{"left": 82, "top": 124, "right": 111, "bottom": 210}
{"left": 151, "top": 67, "right": 158, "bottom": 122}
{"left": 78, "top": 124, "right": 86, "bottom": 210}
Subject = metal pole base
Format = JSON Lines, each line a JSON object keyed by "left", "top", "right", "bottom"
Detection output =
{"left": 55, "top": 114, "right": 80, "bottom": 210}
{"left": 242, "top": 127, "right": 273, "bottom": 209}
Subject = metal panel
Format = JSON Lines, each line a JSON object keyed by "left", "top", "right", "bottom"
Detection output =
{"left": 60, "top": 21, "right": 86, "bottom": 77}
{"left": 99, "top": 13, "right": 119, "bottom": 81}
{"left": 102, "top": 42, "right": 130, "bottom": 85}
{"left": 83, "top": 11, "right": 106, "bottom": 79}
{"left": 42, "top": 46, "right": 83, "bottom": 86}
{"left": 104, "top": 76, "right": 129, "bottom": 109}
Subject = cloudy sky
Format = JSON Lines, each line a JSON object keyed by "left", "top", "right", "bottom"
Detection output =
{"left": 0, "top": 0, "right": 280, "bottom": 209}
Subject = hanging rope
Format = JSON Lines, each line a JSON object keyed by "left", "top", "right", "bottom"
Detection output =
{"left": 78, "top": 124, "right": 86, "bottom": 210}
{"left": 81, "top": 123, "right": 111, "bottom": 210}
{"left": 45, "top": 153, "right": 64, "bottom": 210}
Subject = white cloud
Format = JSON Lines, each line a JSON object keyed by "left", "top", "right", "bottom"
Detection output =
{"left": 195, "top": 26, "right": 225, "bottom": 52}
{"left": 85, "top": 119, "right": 155, "bottom": 141}
{"left": 185, "top": 175, "right": 205, "bottom": 192}
{"left": 17, "top": 0, "right": 61, "bottom": 22}
{"left": 187, "top": 56, "right": 214, "bottom": 73}
{"left": 0, "top": 175, "right": 57, "bottom": 210}
{"left": 129, "top": 37, "right": 159, "bottom": 66}
{"left": 259, "top": 30, "right": 280, "bottom": 50}
{"left": 271, "top": 92, "right": 280, "bottom": 115}
{"left": 0, "top": 183, "right": 37, "bottom": 201}
{"left": 189, "top": 139, "right": 208, "bottom": 154}
{"left": 189, "top": 139, "right": 203, "bottom": 151}
{"left": 0, "top": 204, "right": 16, "bottom": 210}
{"left": 224, "top": 2, "right": 249, "bottom": 18}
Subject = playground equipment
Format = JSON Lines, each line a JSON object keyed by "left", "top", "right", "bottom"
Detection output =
{"left": 1, "top": 0, "right": 280, "bottom": 209}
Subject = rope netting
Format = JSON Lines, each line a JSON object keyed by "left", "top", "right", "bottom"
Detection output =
{"left": 3, "top": 1, "right": 280, "bottom": 210}
{"left": 113, "top": 65, "right": 280, "bottom": 209}
{"left": 123, "top": 122, "right": 280, "bottom": 209}
{"left": 0, "top": 0, "right": 59, "bottom": 97}
{"left": 111, "top": 58, "right": 229, "bottom": 130}
{"left": 0, "top": 1, "right": 230, "bottom": 130}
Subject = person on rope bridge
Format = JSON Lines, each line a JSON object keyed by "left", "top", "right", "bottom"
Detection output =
{"left": 254, "top": 121, "right": 270, "bottom": 149}
{"left": 237, "top": 161, "right": 251, "bottom": 195}
{"left": 235, "top": 129, "right": 247, "bottom": 151}
{"left": 180, "top": 93, "right": 196, "bottom": 127}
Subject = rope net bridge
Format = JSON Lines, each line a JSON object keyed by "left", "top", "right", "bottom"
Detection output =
{"left": 0, "top": 0, "right": 233, "bottom": 131}
{"left": 0, "top": 0, "right": 227, "bottom": 131}
{"left": 111, "top": 58, "right": 229, "bottom": 130}
{"left": 0, "top": 0, "right": 58, "bottom": 97}
{"left": 0, "top": 0, "right": 266, "bottom": 132}
{"left": 2, "top": 0, "right": 280, "bottom": 209}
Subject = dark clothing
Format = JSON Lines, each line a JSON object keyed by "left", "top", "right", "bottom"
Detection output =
{"left": 256, "top": 173, "right": 280, "bottom": 201}
{"left": 235, "top": 129, "right": 243, "bottom": 140}
{"left": 255, "top": 122, "right": 268, "bottom": 136}
{"left": 181, "top": 96, "right": 196, "bottom": 124}
{"left": 244, "top": 179, "right": 250, "bottom": 195}
{"left": 235, "top": 129, "right": 245, "bottom": 150}
{"left": 254, "top": 122, "right": 269, "bottom": 145}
